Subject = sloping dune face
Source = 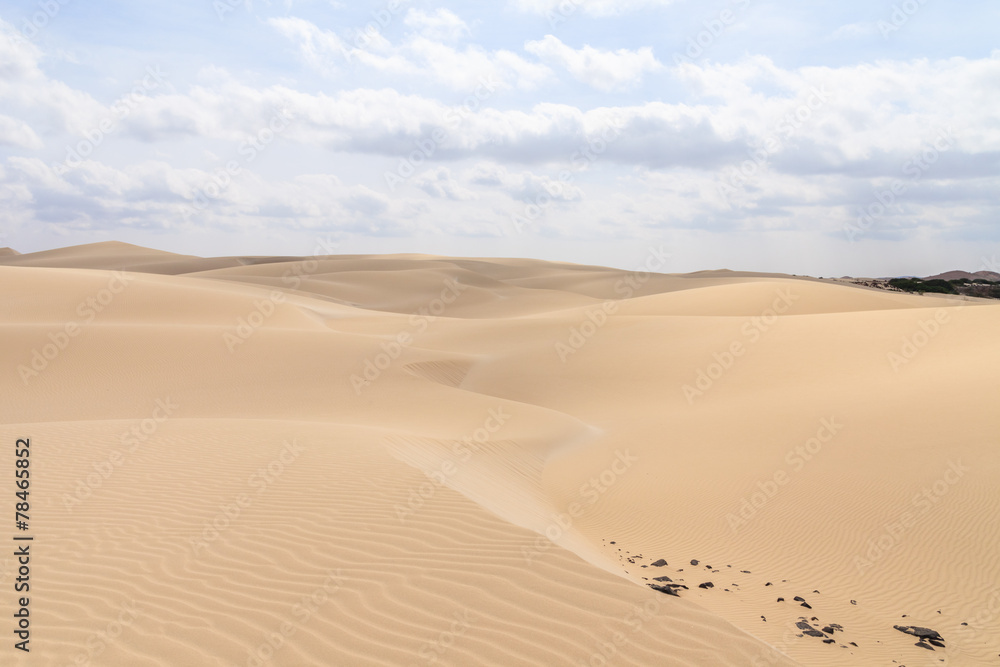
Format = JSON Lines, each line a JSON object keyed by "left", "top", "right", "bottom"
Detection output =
{"left": 1, "top": 244, "right": 998, "bottom": 666}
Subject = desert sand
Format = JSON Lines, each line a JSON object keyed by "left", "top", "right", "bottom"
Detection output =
{"left": 1, "top": 241, "right": 998, "bottom": 666}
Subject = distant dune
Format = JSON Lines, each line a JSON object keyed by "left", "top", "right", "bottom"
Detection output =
{"left": 1, "top": 243, "right": 998, "bottom": 666}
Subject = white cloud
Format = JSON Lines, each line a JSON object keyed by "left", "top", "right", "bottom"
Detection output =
{"left": 524, "top": 35, "right": 662, "bottom": 91}
{"left": 403, "top": 8, "right": 470, "bottom": 42}
{"left": 508, "top": 0, "right": 676, "bottom": 17}
{"left": 469, "top": 162, "right": 583, "bottom": 202}
{"left": 269, "top": 16, "right": 551, "bottom": 91}
{"left": 0, "top": 20, "right": 104, "bottom": 135}
{"left": 269, "top": 16, "right": 350, "bottom": 73}
{"left": 0, "top": 115, "right": 43, "bottom": 149}
{"left": 830, "top": 22, "right": 876, "bottom": 40}
{"left": 413, "top": 167, "right": 478, "bottom": 201}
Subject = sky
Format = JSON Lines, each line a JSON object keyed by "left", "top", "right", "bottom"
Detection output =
{"left": 0, "top": 0, "right": 998, "bottom": 276}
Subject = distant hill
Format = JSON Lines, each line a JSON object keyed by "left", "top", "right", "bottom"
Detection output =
{"left": 924, "top": 270, "right": 1000, "bottom": 282}
{"left": 0, "top": 247, "right": 20, "bottom": 256}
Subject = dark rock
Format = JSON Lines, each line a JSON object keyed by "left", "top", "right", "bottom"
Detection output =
{"left": 690, "top": 559, "right": 699, "bottom": 566}
{"left": 652, "top": 576, "right": 672, "bottom": 582}
{"left": 894, "top": 626, "right": 944, "bottom": 643}
{"left": 650, "top": 559, "right": 667, "bottom": 567}
{"left": 648, "top": 583, "right": 688, "bottom": 596}
{"left": 765, "top": 582, "right": 772, "bottom": 586}
{"left": 796, "top": 621, "right": 825, "bottom": 638}
{"left": 850, "top": 600, "right": 857, "bottom": 605}
{"left": 801, "top": 602, "right": 812, "bottom": 609}
{"left": 823, "top": 639, "right": 835, "bottom": 644}
{"left": 849, "top": 642, "right": 857, "bottom": 647}
{"left": 961, "top": 622, "right": 968, "bottom": 626}
{"left": 793, "top": 596, "right": 805, "bottom": 602}
{"left": 822, "top": 626, "right": 834, "bottom": 634}
{"left": 915, "top": 641, "right": 934, "bottom": 650}
{"left": 741, "top": 570, "right": 751, "bottom": 574}
{"left": 609, "top": 541, "right": 615, "bottom": 544}
{"left": 761, "top": 616, "right": 766, "bottom": 622}
{"left": 777, "top": 597, "right": 784, "bottom": 602}
{"left": 698, "top": 582, "right": 714, "bottom": 589}
{"left": 928, "top": 639, "right": 945, "bottom": 648}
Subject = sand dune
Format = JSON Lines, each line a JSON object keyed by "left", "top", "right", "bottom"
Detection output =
{"left": 2, "top": 242, "right": 998, "bottom": 666}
